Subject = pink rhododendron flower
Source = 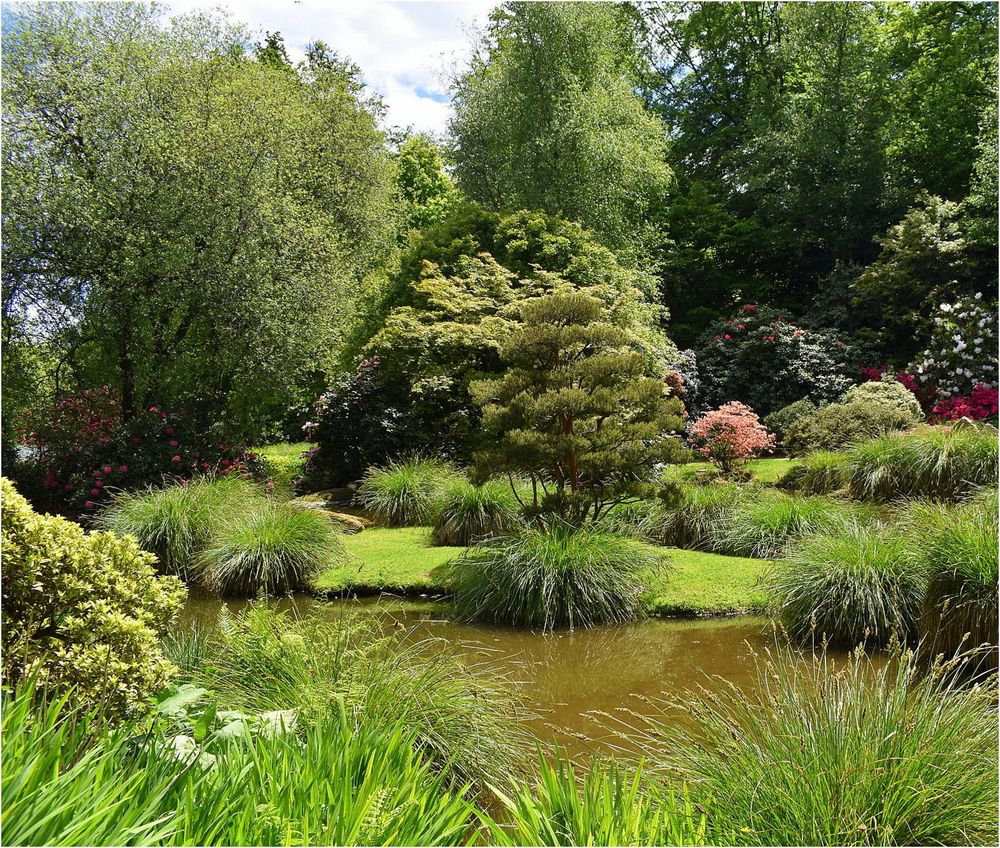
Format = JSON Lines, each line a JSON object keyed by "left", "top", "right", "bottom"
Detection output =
{"left": 91, "top": 488, "right": 100, "bottom": 496}
{"left": 171, "top": 455, "right": 181, "bottom": 463}
{"left": 84, "top": 500, "right": 96, "bottom": 509}
{"left": 169, "top": 439, "right": 179, "bottom": 447}
{"left": 119, "top": 464, "right": 128, "bottom": 472}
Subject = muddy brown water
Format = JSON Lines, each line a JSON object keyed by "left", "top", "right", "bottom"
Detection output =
{"left": 178, "top": 592, "right": 837, "bottom": 754}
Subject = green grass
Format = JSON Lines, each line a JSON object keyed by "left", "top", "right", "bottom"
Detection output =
{"left": 762, "top": 522, "right": 924, "bottom": 647}
{"left": 848, "top": 424, "right": 998, "bottom": 502}
{"left": 198, "top": 499, "right": 344, "bottom": 595}
{"left": 484, "top": 754, "right": 707, "bottom": 846}
{"left": 356, "top": 456, "right": 461, "bottom": 526}
{"left": 95, "top": 474, "right": 262, "bottom": 579}
{"left": 431, "top": 479, "right": 523, "bottom": 546}
{"left": 644, "top": 548, "right": 769, "bottom": 615}
{"left": 661, "top": 458, "right": 798, "bottom": 484}
{"left": 252, "top": 442, "right": 310, "bottom": 499}
{"left": 449, "top": 523, "right": 662, "bottom": 631}
{"left": 1, "top": 682, "right": 480, "bottom": 847}
{"left": 199, "top": 603, "right": 532, "bottom": 794}
{"left": 312, "top": 527, "right": 462, "bottom": 594}
{"left": 612, "top": 646, "right": 999, "bottom": 846}
{"left": 311, "top": 527, "right": 769, "bottom": 616}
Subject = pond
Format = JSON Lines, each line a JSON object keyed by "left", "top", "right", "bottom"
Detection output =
{"left": 180, "top": 591, "right": 805, "bottom": 754}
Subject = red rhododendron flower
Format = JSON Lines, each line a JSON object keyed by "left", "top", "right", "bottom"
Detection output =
{"left": 169, "top": 439, "right": 179, "bottom": 447}
{"left": 84, "top": 500, "right": 96, "bottom": 509}
{"left": 91, "top": 488, "right": 100, "bottom": 496}
{"left": 119, "top": 464, "right": 128, "bottom": 472}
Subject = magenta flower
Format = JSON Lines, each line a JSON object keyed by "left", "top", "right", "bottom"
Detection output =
{"left": 91, "top": 488, "right": 100, "bottom": 496}
{"left": 84, "top": 500, "right": 96, "bottom": 509}
{"left": 118, "top": 464, "right": 128, "bottom": 472}
{"left": 171, "top": 455, "right": 181, "bottom": 463}
{"left": 169, "top": 439, "right": 179, "bottom": 447}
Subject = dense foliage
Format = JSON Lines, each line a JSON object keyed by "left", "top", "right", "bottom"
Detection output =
{"left": 1, "top": 478, "right": 185, "bottom": 717}
{"left": 15, "top": 388, "right": 267, "bottom": 513}
{"left": 2, "top": 3, "right": 398, "bottom": 441}
{"left": 472, "top": 291, "right": 686, "bottom": 523}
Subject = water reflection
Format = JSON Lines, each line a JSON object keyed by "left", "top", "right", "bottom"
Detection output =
{"left": 179, "top": 591, "right": 786, "bottom": 752}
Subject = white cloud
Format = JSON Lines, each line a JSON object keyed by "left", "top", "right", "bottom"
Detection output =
{"left": 164, "top": 0, "right": 494, "bottom": 135}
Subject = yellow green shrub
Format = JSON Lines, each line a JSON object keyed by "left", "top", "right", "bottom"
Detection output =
{"left": 1, "top": 478, "right": 186, "bottom": 717}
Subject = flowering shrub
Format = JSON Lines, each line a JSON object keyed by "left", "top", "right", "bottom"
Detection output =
{"left": 16, "top": 388, "right": 267, "bottom": 514}
{"left": 695, "top": 306, "right": 856, "bottom": 417}
{"left": 690, "top": 402, "right": 775, "bottom": 474}
{"left": 932, "top": 384, "right": 1000, "bottom": 422}
{"left": 666, "top": 349, "right": 703, "bottom": 416}
{"left": 911, "top": 294, "right": 998, "bottom": 399}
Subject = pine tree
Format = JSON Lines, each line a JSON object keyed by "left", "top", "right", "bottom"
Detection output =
{"left": 472, "top": 291, "right": 686, "bottom": 524}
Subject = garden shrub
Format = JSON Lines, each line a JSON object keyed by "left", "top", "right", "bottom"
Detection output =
{"left": 16, "top": 387, "right": 267, "bottom": 514}
{"left": 197, "top": 500, "right": 343, "bottom": 596}
{"left": 1, "top": 478, "right": 185, "bottom": 717}
{"left": 306, "top": 206, "right": 672, "bottom": 489}
{"left": 431, "top": 479, "right": 522, "bottom": 546}
{"left": 779, "top": 450, "right": 852, "bottom": 495}
{"left": 784, "top": 378, "right": 925, "bottom": 454}
{"left": 200, "top": 604, "right": 531, "bottom": 794}
{"left": 355, "top": 456, "right": 461, "bottom": 526}
{"left": 763, "top": 522, "right": 923, "bottom": 646}
{"left": 907, "top": 497, "right": 999, "bottom": 677}
{"left": 96, "top": 474, "right": 261, "bottom": 578}
{"left": 694, "top": 304, "right": 857, "bottom": 418}
{"left": 711, "top": 491, "right": 865, "bottom": 559}
{"left": 848, "top": 424, "right": 998, "bottom": 502}
{"left": 689, "top": 402, "right": 775, "bottom": 475}
{"left": 931, "top": 382, "right": 999, "bottom": 422}
{"left": 628, "top": 647, "right": 998, "bottom": 846}
{"left": 449, "top": 522, "right": 661, "bottom": 631}
{"left": 762, "top": 398, "right": 817, "bottom": 447}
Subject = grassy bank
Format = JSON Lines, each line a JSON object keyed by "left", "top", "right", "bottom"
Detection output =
{"left": 311, "top": 526, "right": 770, "bottom": 616}
{"left": 661, "top": 457, "right": 798, "bottom": 484}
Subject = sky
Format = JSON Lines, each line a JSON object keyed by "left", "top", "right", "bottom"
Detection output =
{"left": 164, "top": 0, "right": 496, "bottom": 136}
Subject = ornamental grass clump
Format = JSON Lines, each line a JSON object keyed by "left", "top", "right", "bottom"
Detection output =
{"left": 356, "top": 456, "right": 460, "bottom": 526}
{"left": 907, "top": 496, "right": 999, "bottom": 677}
{"left": 96, "top": 474, "right": 259, "bottom": 577}
{"left": 484, "top": 754, "right": 707, "bottom": 847}
{"left": 199, "top": 604, "right": 532, "bottom": 794}
{"left": 431, "top": 479, "right": 522, "bottom": 546}
{"left": 640, "top": 481, "right": 745, "bottom": 550}
{"left": 849, "top": 424, "right": 998, "bottom": 502}
{"left": 449, "top": 522, "right": 662, "bottom": 631}
{"left": 197, "top": 500, "right": 342, "bottom": 595}
{"left": 780, "top": 450, "right": 852, "bottom": 495}
{"left": 615, "top": 647, "right": 998, "bottom": 846}
{"left": 763, "top": 522, "right": 923, "bottom": 646}
{"left": 712, "top": 491, "right": 866, "bottom": 559}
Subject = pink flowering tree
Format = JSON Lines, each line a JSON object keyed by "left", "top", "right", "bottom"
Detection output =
{"left": 690, "top": 402, "right": 775, "bottom": 474}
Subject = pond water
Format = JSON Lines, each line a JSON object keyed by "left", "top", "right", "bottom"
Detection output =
{"left": 180, "top": 591, "right": 796, "bottom": 753}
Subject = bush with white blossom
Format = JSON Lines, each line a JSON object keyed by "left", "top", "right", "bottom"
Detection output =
{"left": 911, "top": 294, "right": 997, "bottom": 398}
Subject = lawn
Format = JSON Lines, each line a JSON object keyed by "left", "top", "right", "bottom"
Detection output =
{"left": 662, "top": 457, "right": 798, "bottom": 484}
{"left": 312, "top": 527, "right": 461, "bottom": 595}
{"left": 311, "top": 526, "right": 771, "bottom": 615}
{"left": 646, "top": 548, "right": 769, "bottom": 615}
{"left": 253, "top": 442, "right": 310, "bottom": 498}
